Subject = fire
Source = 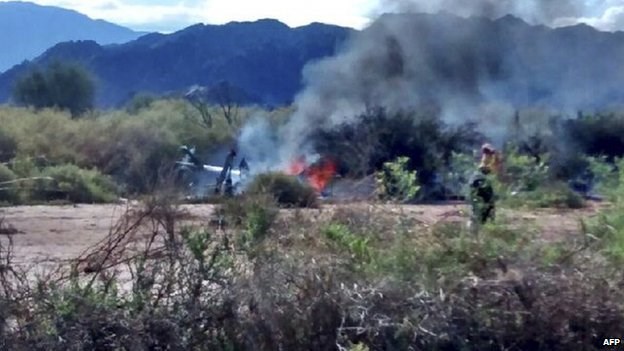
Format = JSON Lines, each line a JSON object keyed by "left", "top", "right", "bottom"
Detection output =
{"left": 286, "top": 156, "right": 307, "bottom": 176}
{"left": 285, "top": 156, "right": 337, "bottom": 193}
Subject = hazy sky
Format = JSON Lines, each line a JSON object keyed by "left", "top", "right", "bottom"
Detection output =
{"left": 4, "top": 0, "right": 624, "bottom": 33}
{"left": 18, "top": 0, "right": 378, "bottom": 32}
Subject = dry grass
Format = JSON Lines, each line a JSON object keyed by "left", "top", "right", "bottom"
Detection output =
{"left": 0, "top": 197, "right": 619, "bottom": 350}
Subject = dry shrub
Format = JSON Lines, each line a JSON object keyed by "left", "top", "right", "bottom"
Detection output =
{"left": 0, "top": 164, "right": 18, "bottom": 204}
{"left": 245, "top": 172, "right": 319, "bottom": 208}
{"left": 34, "top": 164, "right": 118, "bottom": 203}
{"left": 0, "top": 197, "right": 622, "bottom": 351}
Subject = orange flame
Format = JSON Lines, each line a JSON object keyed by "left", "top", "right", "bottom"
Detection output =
{"left": 285, "top": 156, "right": 337, "bottom": 193}
{"left": 306, "top": 159, "right": 337, "bottom": 193}
{"left": 286, "top": 156, "right": 307, "bottom": 176}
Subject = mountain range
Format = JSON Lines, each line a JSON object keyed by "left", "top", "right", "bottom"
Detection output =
{"left": 0, "top": 17, "right": 353, "bottom": 107}
{"left": 2, "top": 10, "right": 624, "bottom": 110}
{"left": 0, "top": 1, "right": 144, "bottom": 73}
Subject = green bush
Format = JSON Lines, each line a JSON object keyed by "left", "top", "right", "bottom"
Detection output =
{"left": 218, "top": 195, "right": 277, "bottom": 235}
{"left": 503, "top": 147, "right": 550, "bottom": 193}
{"left": 375, "top": 156, "right": 421, "bottom": 202}
{"left": 586, "top": 155, "right": 620, "bottom": 198}
{"left": 0, "top": 129, "right": 17, "bottom": 163}
{"left": 586, "top": 163, "right": 624, "bottom": 263}
{"left": 7, "top": 156, "right": 39, "bottom": 179}
{"left": 245, "top": 172, "right": 319, "bottom": 208}
{"left": 324, "top": 223, "right": 372, "bottom": 265}
{"left": 32, "top": 164, "right": 118, "bottom": 203}
{"left": 0, "top": 163, "right": 18, "bottom": 204}
{"left": 502, "top": 182, "right": 585, "bottom": 209}
{"left": 125, "top": 93, "right": 157, "bottom": 114}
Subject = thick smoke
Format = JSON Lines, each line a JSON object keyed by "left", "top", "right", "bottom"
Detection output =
{"left": 238, "top": 0, "right": 624, "bottom": 171}
{"left": 378, "top": 0, "right": 584, "bottom": 26}
{"left": 275, "top": 11, "right": 529, "bottom": 155}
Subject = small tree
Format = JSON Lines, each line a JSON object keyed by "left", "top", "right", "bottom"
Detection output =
{"left": 13, "top": 61, "right": 95, "bottom": 117}
{"left": 184, "top": 81, "right": 244, "bottom": 129}
{"left": 376, "top": 156, "right": 420, "bottom": 203}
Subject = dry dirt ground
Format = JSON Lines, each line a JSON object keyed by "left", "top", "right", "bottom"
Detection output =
{"left": 0, "top": 201, "right": 608, "bottom": 275}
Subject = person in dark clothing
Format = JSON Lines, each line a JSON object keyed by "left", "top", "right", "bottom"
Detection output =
{"left": 469, "top": 166, "right": 496, "bottom": 225}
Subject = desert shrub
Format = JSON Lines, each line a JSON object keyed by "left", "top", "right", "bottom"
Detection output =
{"left": 0, "top": 164, "right": 16, "bottom": 183}
{"left": 586, "top": 168, "right": 624, "bottom": 263}
{"left": 0, "top": 129, "right": 17, "bottom": 163}
{"left": 585, "top": 155, "right": 619, "bottom": 198}
{"left": 124, "top": 92, "right": 157, "bottom": 114}
{"left": 324, "top": 223, "right": 372, "bottom": 266}
{"left": 591, "top": 211, "right": 624, "bottom": 264}
{"left": 375, "top": 156, "right": 421, "bottom": 202}
{"left": 503, "top": 147, "right": 550, "bottom": 192}
{"left": 581, "top": 161, "right": 624, "bottom": 263}
{"left": 375, "top": 215, "right": 533, "bottom": 284}
{"left": 30, "top": 164, "right": 118, "bottom": 203}
{"left": 6, "top": 156, "right": 41, "bottom": 179}
{"left": 480, "top": 147, "right": 586, "bottom": 209}
{"left": 501, "top": 181, "right": 585, "bottom": 209}
{"left": 0, "top": 164, "right": 18, "bottom": 204}
{"left": 245, "top": 172, "right": 319, "bottom": 208}
{"left": 216, "top": 194, "right": 278, "bottom": 248}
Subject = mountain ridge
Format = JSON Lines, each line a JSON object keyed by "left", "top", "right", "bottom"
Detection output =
{"left": 0, "top": 18, "right": 355, "bottom": 107}
{"left": 0, "top": 1, "right": 145, "bottom": 72}
{"left": 3, "top": 13, "right": 624, "bottom": 110}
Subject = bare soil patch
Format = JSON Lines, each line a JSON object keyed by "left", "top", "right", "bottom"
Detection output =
{"left": 0, "top": 201, "right": 606, "bottom": 272}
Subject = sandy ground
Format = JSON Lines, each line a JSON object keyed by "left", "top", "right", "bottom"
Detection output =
{"left": 0, "top": 201, "right": 607, "bottom": 275}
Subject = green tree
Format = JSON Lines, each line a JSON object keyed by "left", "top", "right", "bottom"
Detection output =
{"left": 13, "top": 61, "right": 95, "bottom": 117}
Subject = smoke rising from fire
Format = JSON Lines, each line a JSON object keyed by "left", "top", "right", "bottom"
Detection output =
{"left": 238, "top": 0, "right": 624, "bottom": 173}
{"left": 377, "top": 0, "right": 584, "bottom": 26}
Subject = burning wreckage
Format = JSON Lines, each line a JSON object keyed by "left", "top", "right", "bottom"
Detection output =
{"left": 175, "top": 146, "right": 248, "bottom": 197}
{"left": 174, "top": 145, "right": 337, "bottom": 198}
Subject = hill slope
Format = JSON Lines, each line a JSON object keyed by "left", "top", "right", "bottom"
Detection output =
{"left": 5, "top": 13, "right": 624, "bottom": 110}
{"left": 0, "top": 1, "right": 144, "bottom": 73}
{"left": 0, "top": 19, "right": 353, "bottom": 107}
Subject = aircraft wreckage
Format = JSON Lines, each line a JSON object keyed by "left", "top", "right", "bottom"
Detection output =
{"left": 174, "top": 145, "right": 337, "bottom": 198}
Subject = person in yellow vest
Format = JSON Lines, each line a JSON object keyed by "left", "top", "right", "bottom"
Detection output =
{"left": 479, "top": 143, "right": 502, "bottom": 176}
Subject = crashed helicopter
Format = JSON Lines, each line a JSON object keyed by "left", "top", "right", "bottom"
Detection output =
{"left": 174, "top": 145, "right": 338, "bottom": 198}
{"left": 175, "top": 145, "right": 250, "bottom": 197}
